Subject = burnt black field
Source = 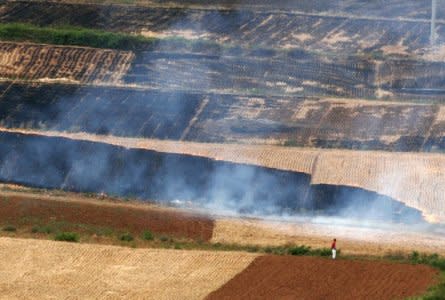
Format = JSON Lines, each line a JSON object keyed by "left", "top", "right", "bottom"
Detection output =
{"left": 0, "top": 0, "right": 443, "bottom": 225}
{"left": 0, "top": 82, "right": 444, "bottom": 152}
{"left": 0, "top": 132, "right": 424, "bottom": 223}
{"left": 2, "top": 1, "right": 445, "bottom": 102}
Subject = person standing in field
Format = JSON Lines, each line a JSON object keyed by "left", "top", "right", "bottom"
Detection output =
{"left": 331, "top": 238, "right": 337, "bottom": 259}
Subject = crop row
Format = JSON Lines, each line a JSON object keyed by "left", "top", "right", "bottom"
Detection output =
{"left": 0, "top": 42, "right": 134, "bottom": 84}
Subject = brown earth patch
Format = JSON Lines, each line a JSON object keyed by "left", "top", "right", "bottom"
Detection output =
{"left": 0, "top": 191, "right": 214, "bottom": 241}
{"left": 206, "top": 255, "right": 438, "bottom": 300}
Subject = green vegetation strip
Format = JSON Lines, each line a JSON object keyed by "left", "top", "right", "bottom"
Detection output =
{"left": 0, "top": 22, "right": 222, "bottom": 51}
{"left": 0, "top": 22, "right": 153, "bottom": 50}
{"left": 0, "top": 23, "right": 395, "bottom": 61}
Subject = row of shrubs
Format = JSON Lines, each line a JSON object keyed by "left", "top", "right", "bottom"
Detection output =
{"left": 384, "top": 250, "right": 445, "bottom": 271}
{"left": 0, "top": 225, "right": 334, "bottom": 256}
{"left": 3, "top": 224, "right": 444, "bottom": 270}
{"left": 209, "top": 242, "right": 337, "bottom": 257}
{"left": 1, "top": 224, "right": 81, "bottom": 242}
{"left": 28, "top": 225, "right": 159, "bottom": 244}
{"left": 0, "top": 223, "right": 169, "bottom": 244}
{"left": 3, "top": 224, "right": 334, "bottom": 255}
{"left": 409, "top": 251, "right": 445, "bottom": 271}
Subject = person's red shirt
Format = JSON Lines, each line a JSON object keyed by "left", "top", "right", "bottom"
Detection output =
{"left": 331, "top": 241, "right": 336, "bottom": 249}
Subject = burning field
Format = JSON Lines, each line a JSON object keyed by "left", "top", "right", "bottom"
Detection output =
{"left": 1, "top": 0, "right": 445, "bottom": 298}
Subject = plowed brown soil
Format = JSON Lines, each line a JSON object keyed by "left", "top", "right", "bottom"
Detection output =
{"left": 0, "top": 191, "right": 214, "bottom": 241}
{"left": 206, "top": 255, "right": 438, "bottom": 300}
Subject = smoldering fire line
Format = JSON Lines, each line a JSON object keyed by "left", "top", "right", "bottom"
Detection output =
{"left": 0, "top": 131, "right": 424, "bottom": 224}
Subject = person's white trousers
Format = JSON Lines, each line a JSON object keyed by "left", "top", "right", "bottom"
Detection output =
{"left": 332, "top": 249, "right": 336, "bottom": 259}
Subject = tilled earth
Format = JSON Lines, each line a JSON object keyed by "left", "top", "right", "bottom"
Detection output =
{"left": 0, "top": 190, "right": 214, "bottom": 241}
{"left": 207, "top": 255, "right": 438, "bottom": 300}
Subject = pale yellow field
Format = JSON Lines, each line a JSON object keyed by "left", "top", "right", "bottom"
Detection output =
{"left": 0, "top": 237, "right": 258, "bottom": 300}
{"left": 0, "top": 42, "right": 134, "bottom": 84}
{"left": 2, "top": 127, "right": 445, "bottom": 223}
{"left": 212, "top": 218, "right": 445, "bottom": 256}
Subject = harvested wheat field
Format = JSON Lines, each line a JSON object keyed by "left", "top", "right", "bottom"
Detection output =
{"left": 0, "top": 189, "right": 213, "bottom": 241}
{"left": 0, "top": 42, "right": 134, "bottom": 84}
{"left": 0, "top": 237, "right": 258, "bottom": 299}
{"left": 207, "top": 255, "right": 438, "bottom": 300}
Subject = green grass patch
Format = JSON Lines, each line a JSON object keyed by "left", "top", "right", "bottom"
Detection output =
{"left": 30, "top": 221, "right": 114, "bottom": 237}
{"left": 2, "top": 225, "right": 16, "bottom": 232}
{"left": 0, "top": 22, "right": 153, "bottom": 50}
{"left": 0, "top": 22, "right": 225, "bottom": 52}
{"left": 382, "top": 251, "right": 445, "bottom": 299}
{"left": 288, "top": 245, "right": 311, "bottom": 256}
{"left": 54, "top": 232, "right": 79, "bottom": 242}
{"left": 309, "top": 247, "right": 333, "bottom": 257}
{"left": 31, "top": 225, "right": 53, "bottom": 234}
{"left": 119, "top": 233, "right": 134, "bottom": 242}
{"left": 159, "top": 235, "right": 170, "bottom": 242}
{"left": 410, "top": 272, "right": 445, "bottom": 300}
{"left": 142, "top": 230, "right": 154, "bottom": 241}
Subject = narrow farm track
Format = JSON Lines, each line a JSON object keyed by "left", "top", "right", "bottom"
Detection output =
{"left": 0, "top": 42, "right": 134, "bottom": 84}
{"left": 0, "top": 237, "right": 258, "bottom": 299}
{"left": 206, "top": 255, "right": 438, "bottom": 300}
{"left": 1, "top": 127, "right": 445, "bottom": 223}
{"left": 211, "top": 218, "right": 445, "bottom": 256}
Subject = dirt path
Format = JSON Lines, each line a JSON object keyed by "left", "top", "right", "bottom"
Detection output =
{"left": 212, "top": 218, "right": 445, "bottom": 256}
{"left": 206, "top": 255, "right": 438, "bottom": 300}
{"left": 0, "top": 189, "right": 214, "bottom": 241}
{"left": 0, "top": 237, "right": 258, "bottom": 299}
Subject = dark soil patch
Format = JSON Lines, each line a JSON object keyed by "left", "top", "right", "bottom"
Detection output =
{"left": 206, "top": 255, "right": 438, "bottom": 300}
{"left": 0, "top": 193, "right": 214, "bottom": 241}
